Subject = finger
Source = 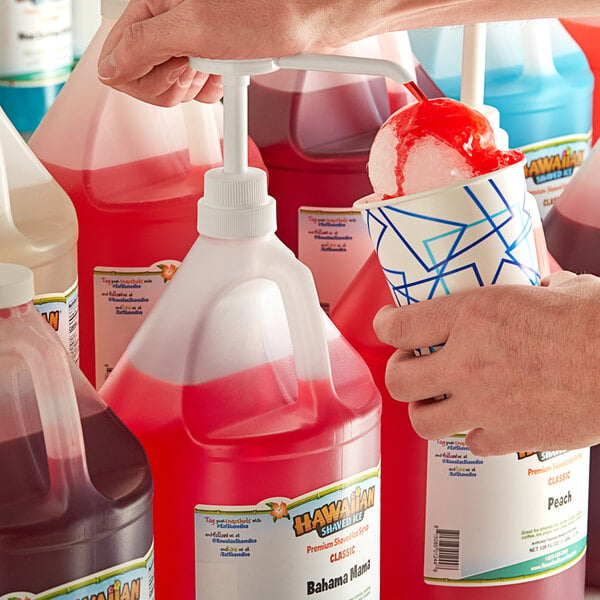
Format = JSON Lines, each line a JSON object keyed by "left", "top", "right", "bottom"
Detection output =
{"left": 465, "top": 427, "right": 529, "bottom": 457}
{"left": 373, "top": 295, "right": 460, "bottom": 350}
{"left": 192, "top": 74, "right": 224, "bottom": 103}
{"left": 99, "top": 1, "right": 161, "bottom": 80}
{"left": 180, "top": 70, "right": 211, "bottom": 102}
{"left": 152, "top": 68, "right": 204, "bottom": 106}
{"left": 385, "top": 349, "right": 451, "bottom": 403}
{"left": 99, "top": 3, "right": 203, "bottom": 86}
{"left": 541, "top": 270, "right": 577, "bottom": 287}
{"left": 107, "top": 56, "right": 189, "bottom": 100}
{"left": 110, "top": 63, "right": 198, "bottom": 107}
{"left": 408, "top": 397, "right": 476, "bottom": 441}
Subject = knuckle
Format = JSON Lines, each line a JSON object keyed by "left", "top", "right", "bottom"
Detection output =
{"left": 384, "top": 351, "right": 411, "bottom": 401}
{"left": 375, "top": 306, "right": 412, "bottom": 346}
{"left": 121, "top": 21, "right": 146, "bottom": 52}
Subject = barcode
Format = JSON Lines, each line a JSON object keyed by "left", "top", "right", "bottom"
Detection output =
{"left": 433, "top": 527, "right": 460, "bottom": 571}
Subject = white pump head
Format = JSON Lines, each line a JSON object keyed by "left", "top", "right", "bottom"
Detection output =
{"left": 189, "top": 54, "right": 414, "bottom": 240}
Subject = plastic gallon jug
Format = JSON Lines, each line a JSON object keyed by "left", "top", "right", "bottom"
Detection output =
{"left": 409, "top": 20, "right": 593, "bottom": 220}
{"left": 331, "top": 251, "right": 428, "bottom": 600}
{"left": 544, "top": 141, "right": 600, "bottom": 587}
{"left": 334, "top": 228, "right": 558, "bottom": 600}
{"left": 0, "top": 107, "right": 79, "bottom": 361}
{"left": 29, "top": 0, "right": 265, "bottom": 388}
{"left": 100, "top": 55, "right": 389, "bottom": 600}
{"left": 352, "top": 98, "right": 589, "bottom": 598}
{"left": 0, "top": 263, "right": 154, "bottom": 598}
{"left": 0, "top": 0, "right": 73, "bottom": 139}
{"left": 545, "top": 140, "right": 600, "bottom": 274}
{"left": 561, "top": 17, "right": 600, "bottom": 144}
{"left": 248, "top": 35, "right": 443, "bottom": 314}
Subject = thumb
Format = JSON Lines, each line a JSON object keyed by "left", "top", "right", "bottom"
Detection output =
{"left": 373, "top": 293, "right": 461, "bottom": 351}
{"left": 98, "top": 2, "right": 201, "bottom": 84}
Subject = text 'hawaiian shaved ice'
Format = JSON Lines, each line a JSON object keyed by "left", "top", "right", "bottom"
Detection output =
{"left": 367, "top": 97, "right": 524, "bottom": 199}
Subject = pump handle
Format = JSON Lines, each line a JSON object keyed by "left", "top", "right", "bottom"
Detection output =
{"left": 189, "top": 52, "right": 414, "bottom": 86}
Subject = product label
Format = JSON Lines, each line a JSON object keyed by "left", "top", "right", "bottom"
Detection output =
{"left": 424, "top": 437, "right": 588, "bottom": 586}
{"left": 0, "top": 543, "right": 154, "bottom": 600}
{"left": 521, "top": 133, "right": 591, "bottom": 219}
{"left": 93, "top": 261, "right": 180, "bottom": 387}
{"left": 195, "top": 467, "right": 380, "bottom": 599}
{"left": 298, "top": 207, "right": 373, "bottom": 314}
{"left": 33, "top": 280, "right": 79, "bottom": 364}
{"left": 0, "top": 0, "right": 73, "bottom": 86}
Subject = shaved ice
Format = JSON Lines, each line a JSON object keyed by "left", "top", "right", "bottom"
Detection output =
{"left": 367, "top": 97, "right": 523, "bottom": 199}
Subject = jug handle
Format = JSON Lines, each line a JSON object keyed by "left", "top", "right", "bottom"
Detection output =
{"left": 0, "top": 135, "right": 25, "bottom": 240}
{"left": 262, "top": 240, "right": 335, "bottom": 390}
{"left": 10, "top": 328, "right": 94, "bottom": 499}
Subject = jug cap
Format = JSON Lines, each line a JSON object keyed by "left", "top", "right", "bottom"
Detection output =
{"left": 102, "top": 0, "right": 128, "bottom": 20}
{"left": 198, "top": 167, "right": 276, "bottom": 238}
{"left": 0, "top": 263, "right": 34, "bottom": 309}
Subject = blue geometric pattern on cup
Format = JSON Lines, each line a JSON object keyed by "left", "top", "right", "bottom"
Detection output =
{"left": 363, "top": 178, "right": 540, "bottom": 308}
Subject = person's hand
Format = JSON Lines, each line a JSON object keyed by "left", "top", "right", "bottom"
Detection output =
{"left": 96, "top": 0, "right": 390, "bottom": 106}
{"left": 373, "top": 271, "right": 600, "bottom": 456}
{"left": 96, "top": 0, "right": 600, "bottom": 107}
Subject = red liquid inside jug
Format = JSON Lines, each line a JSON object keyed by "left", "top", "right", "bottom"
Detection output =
{"left": 544, "top": 151, "right": 600, "bottom": 587}
{"left": 41, "top": 152, "right": 210, "bottom": 386}
{"left": 0, "top": 409, "right": 153, "bottom": 593}
{"left": 102, "top": 335, "right": 381, "bottom": 600}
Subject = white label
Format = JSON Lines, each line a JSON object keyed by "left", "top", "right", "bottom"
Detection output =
{"left": 195, "top": 467, "right": 380, "bottom": 599}
{"left": 1, "top": 543, "right": 154, "bottom": 600}
{"left": 34, "top": 279, "right": 79, "bottom": 363}
{"left": 521, "top": 133, "right": 591, "bottom": 219}
{"left": 0, "top": 0, "right": 73, "bottom": 85}
{"left": 424, "top": 438, "right": 588, "bottom": 586}
{"left": 298, "top": 207, "right": 373, "bottom": 314}
{"left": 93, "top": 261, "right": 181, "bottom": 387}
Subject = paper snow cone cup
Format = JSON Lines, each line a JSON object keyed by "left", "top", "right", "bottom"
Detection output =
{"left": 353, "top": 160, "right": 541, "bottom": 311}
